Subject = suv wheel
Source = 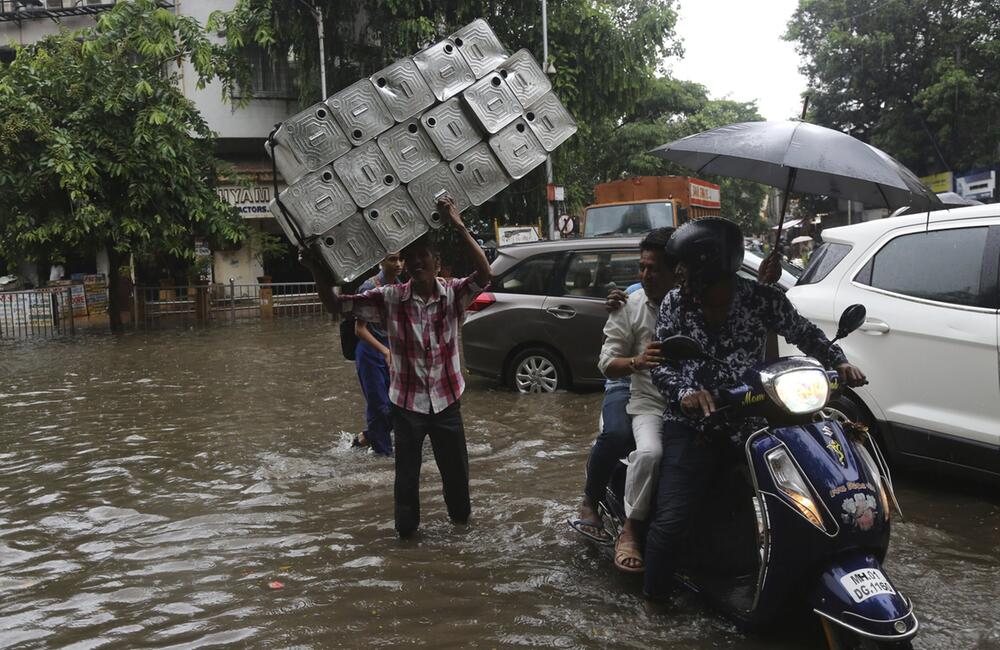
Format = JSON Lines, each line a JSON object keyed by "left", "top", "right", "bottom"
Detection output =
{"left": 508, "top": 348, "right": 565, "bottom": 393}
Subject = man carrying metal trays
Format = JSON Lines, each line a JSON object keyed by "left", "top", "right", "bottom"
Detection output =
{"left": 302, "top": 196, "right": 491, "bottom": 538}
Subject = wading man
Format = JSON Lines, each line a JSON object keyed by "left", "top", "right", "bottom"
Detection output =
{"left": 304, "top": 196, "right": 491, "bottom": 538}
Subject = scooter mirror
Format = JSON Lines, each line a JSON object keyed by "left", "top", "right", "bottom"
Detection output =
{"left": 660, "top": 335, "right": 707, "bottom": 361}
{"left": 834, "top": 304, "right": 867, "bottom": 341}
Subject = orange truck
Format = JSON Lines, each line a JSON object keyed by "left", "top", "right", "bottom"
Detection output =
{"left": 581, "top": 176, "right": 722, "bottom": 237}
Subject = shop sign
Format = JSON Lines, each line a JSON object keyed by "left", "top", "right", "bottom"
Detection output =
{"left": 918, "top": 171, "right": 953, "bottom": 194}
{"left": 688, "top": 178, "right": 721, "bottom": 208}
{"left": 497, "top": 226, "right": 540, "bottom": 247}
{"left": 956, "top": 169, "right": 996, "bottom": 202}
{"left": 217, "top": 185, "right": 279, "bottom": 217}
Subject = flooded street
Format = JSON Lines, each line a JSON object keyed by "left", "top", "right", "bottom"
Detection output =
{"left": 1, "top": 320, "right": 998, "bottom": 649}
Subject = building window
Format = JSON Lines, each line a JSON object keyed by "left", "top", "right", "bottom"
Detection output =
{"left": 236, "top": 44, "right": 295, "bottom": 99}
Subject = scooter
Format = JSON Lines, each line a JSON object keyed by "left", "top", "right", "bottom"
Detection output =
{"left": 596, "top": 305, "right": 918, "bottom": 649}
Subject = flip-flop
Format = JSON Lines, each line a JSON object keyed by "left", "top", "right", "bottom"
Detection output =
{"left": 567, "top": 518, "right": 614, "bottom": 546}
{"left": 614, "top": 538, "right": 644, "bottom": 574}
{"left": 351, "top": 434, "right": 369, "bottom": 449}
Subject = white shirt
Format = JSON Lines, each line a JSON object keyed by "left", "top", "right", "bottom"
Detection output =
{"left": 597, "top": 288, "right": 665, "bottom": 416}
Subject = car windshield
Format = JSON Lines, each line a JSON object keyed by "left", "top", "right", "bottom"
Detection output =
{"left": 584, "top": 202, "right": 673, "bottom": 237}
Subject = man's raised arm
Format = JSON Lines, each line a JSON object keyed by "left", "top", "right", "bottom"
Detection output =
{"left": 438, "top": 196, "right": 491, "bottom": 287}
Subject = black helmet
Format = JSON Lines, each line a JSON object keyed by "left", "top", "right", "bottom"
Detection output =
{"left": 665, "top": 217, "right": 744, "bottom": 294}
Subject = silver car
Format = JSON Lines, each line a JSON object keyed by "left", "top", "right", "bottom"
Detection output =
{"left": 462, "top": 237, "right": 797, "bottom": 393}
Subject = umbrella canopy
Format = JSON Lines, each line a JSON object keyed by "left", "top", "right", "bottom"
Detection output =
{"left": 650, "top": 121, "right": 941, "bottom": 211}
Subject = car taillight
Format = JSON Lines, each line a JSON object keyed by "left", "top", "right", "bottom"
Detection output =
{"left": 467, "top": 292, "right": 496, "bottom": 312}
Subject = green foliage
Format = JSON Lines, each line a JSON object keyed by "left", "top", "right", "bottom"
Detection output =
{"left": 785, "top": 0, "right": 1000, "bottom": 176}
{"left": 0, "top": 0, "right": 255, "bottom": 329}
{"left": 0, "top": 0, "right": 246, "bottom": 275}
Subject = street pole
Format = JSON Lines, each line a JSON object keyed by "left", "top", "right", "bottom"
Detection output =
{"left": 541, "top": 0, "right": 555, "bottom": 239}
{"left": 294, "top": 0, "right": 327, "bottom": 99}
{"left": 315, "top": 5, "right": 327, "bottom": 99}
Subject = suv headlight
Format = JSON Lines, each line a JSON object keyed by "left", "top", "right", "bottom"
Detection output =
{"left": 765, "top": 447, "right": 825, "bottom": 531}
{"left": 762, "top": 358, "right": 831, "bottom": 415}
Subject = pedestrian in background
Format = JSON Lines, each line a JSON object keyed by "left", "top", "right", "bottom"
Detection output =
{"left": 352, "top": 252, "right": 403, "bottom": 457}
{"left": 303, "top": 196, "right": 492, "bottom": 538}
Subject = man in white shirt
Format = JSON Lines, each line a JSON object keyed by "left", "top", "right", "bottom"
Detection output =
{"left": 597, "top": 227, "right": 676, "bottom": 572}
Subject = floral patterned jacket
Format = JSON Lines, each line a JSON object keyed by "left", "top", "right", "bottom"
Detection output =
{"left": 651, "top": 277, "right": 849, "bottom": 442}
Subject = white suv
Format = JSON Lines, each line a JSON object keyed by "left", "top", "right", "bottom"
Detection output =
{"left": 782, "top": 204, "right": 1000, "bottom": 484}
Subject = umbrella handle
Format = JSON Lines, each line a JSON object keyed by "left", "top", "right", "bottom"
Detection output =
{"left": 772, "top": 167, "right": 798, "bottom": 253}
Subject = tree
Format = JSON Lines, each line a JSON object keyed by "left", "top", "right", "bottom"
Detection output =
{"left": 785, "top": 0, "right": 1000, "bottom": 177}
{"left": 221, "top": 0, "right": 682, "bottom": 226}
{"left": 567, "top": 77, "right": 770, "bottom": 233}
{"left": 0, "top": 0, "right": 251, "bottom": 331}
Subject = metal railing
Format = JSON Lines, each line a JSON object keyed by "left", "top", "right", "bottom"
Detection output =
{"left": 0, "top": 287, "right": 75, "bottom": 339}
{"left": 136, "top": 280, "right": 326, "bottom": 328}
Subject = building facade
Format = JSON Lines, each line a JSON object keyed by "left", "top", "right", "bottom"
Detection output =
{"left": 0, "top": 0, "right": 302, "bottom": 287}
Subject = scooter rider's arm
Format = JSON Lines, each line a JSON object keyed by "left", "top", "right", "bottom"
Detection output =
{"left": 760, "top": 284, "right": 867, "bottom": 387}
{"left": 650, "top": 291, "right": 709, "bottom": 411}
{"left": 598, "top": 296, "right": 636, "bottom": 379}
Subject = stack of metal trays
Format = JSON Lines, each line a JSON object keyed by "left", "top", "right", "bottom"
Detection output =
{"left": 266, "top": 19, "right": 577, "bottom": 283}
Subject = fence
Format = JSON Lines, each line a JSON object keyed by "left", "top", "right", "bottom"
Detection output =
{"left": 136, "top": 280, "right": 326, "bottom": 328}
{"left": 0, "top": 287, "right": 75, "bottom": 339}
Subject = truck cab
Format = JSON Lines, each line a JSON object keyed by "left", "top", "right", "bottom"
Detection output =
{"left": 581, "top": 176, "right": 720, "bottom": 237}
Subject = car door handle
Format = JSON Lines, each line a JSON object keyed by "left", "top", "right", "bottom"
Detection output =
{"left": 859, "top": 319, "right": 890, "bottom": 334}
{"left": 546, "top": 306, "right": 576, "bottom": 319}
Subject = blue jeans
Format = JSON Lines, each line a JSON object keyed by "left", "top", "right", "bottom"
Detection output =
{"left": 355, "top": 338, "right": 393, "bottom": 456}
{"left": 643, "top": 420, "right": 725, "bottom": 600}
{"left": 584, "top": 383, "right": 635, "bottom": 510}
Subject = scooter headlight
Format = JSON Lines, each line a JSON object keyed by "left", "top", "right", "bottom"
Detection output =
{"left": 765, "top": 447, "right": 825, "bottom": 531}
{"left": 768, "top": 368, "right": 830, "bottom": 414}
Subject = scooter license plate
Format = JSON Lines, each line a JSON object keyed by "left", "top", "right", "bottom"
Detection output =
{"left": 839, "top": 568, "right": 897, "bottom": 603}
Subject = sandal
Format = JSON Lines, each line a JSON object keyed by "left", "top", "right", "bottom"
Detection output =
{"left": 567, "top": 518, "right": 614, "bottom": 545}
{"left": 351, "top": 433, "right": 369, "bottom": 448}
{"left": 614, "top": 538, "right": 644, "bottom": 573}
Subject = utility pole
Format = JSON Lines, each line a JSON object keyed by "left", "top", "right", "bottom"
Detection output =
{"left": 295, "top": 0, "right": 327, "bottom": 99}
{"left": 541, "top": 0, "right": 554, "bottom": 239}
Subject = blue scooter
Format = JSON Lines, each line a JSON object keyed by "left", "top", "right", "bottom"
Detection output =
{"left": 598, "top": 305, "right": 917, "bottom": 649}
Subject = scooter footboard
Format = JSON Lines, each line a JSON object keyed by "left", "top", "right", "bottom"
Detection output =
{"left": 809, "top": 551, "right": 918, "bottom": 642}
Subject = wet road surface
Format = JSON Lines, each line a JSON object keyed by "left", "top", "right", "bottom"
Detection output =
{"left": 1, "top": 320, "right": 998, "bottom": 649}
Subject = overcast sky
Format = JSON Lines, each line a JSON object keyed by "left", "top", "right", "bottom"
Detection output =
{"left": 664, "top": 0, "right": 809, "bottom": 121}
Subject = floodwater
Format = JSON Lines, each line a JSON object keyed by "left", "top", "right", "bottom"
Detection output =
{"left": 1, "top": 320, "right": 998, "bottom": 649}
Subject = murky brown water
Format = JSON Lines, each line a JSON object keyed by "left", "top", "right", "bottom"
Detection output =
{"left": 1, "top": 320, "right": 998, "bottom": 649}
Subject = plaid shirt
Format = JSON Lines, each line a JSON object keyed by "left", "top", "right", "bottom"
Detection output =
{"left": 343, "top": 276, "right": 483, "bottom": 414}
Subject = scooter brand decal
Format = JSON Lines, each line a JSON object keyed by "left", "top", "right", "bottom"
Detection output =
{"left": 829, "top": 481, "right": 876, "bottom": 497}
{"left": 741, "top": 392, "right": 765, "bottom": 406}
{"left": 841, "top": 493, "right": 878, "bottom": 531}
{"left": 820, "top": 424, "right": 835, "bottom": 437}
{"left": 826, "top": 439, "right": 847, "bottom": 466}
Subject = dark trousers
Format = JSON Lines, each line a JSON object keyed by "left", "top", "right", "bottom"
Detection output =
{"left": 391, "top": 400, "right": 470, "bottom": 538}
{"left": 584, "top": 384, "right": 635, "bottom": 510}
{"left": 355, "top": 340, "right": 393, "bottom": 456}
{"left": 643, "top": 420, "right": 724, "bottom": 600}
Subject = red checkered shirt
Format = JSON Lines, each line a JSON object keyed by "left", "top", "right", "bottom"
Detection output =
{"left": 343, "top": 275, "right": 483, "bottom": 414}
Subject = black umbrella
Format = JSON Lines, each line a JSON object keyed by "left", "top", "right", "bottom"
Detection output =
{"left": 650, "top": 120, "right": 941, "bottom": 248}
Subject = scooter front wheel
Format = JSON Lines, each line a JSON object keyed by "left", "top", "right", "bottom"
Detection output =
{"left": 820, "top": 618, "right": 914, "bottom": 650}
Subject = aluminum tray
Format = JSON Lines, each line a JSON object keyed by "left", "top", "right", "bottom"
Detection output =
{"left": 333, "top": 142, "right": 400, "bottom": 208}
{"left": 413, "top": 39, "right": 476, "bottom": 102}
{"left": 407, "top": 162, "right": 471, "bottom": 227}
{"left": 489, "top": 119, "right": 547, "bottom": 180}
{"left": 376, "top": 120, "right": 441, "bottom": 183}
{"left": 498, "top": 49, "right": 551, "bottom": 109}
{"left": 524, "top": 92, "right": 578, "bottom": 152}
{"left": 452, "top": 20, "right": 508, "bottom": 78}
{"left": 421, "top": 97, "right": 482, "bottom": 160}
{"left": 364, "top": 187, "right": 430, "bottom": 253}
{"left": 269, "top": 101, "right": 351, "bottom": 183}
{"left": 327, "top": 79, "right": 395, "bottom": 146}
{"left": 450, "top": 143, "right": 510, "bottom": 206}
{"left": 277, "top": 167, "right": 357, "bottom": 237}
{"left": 463, "top": 72, "right": 524, "bottom": 134}
{"left": 311, "top": 212, "right": 387, "bottom": 283}
{"left": 370, "top": 59, "right": 436, "bottom": 122}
